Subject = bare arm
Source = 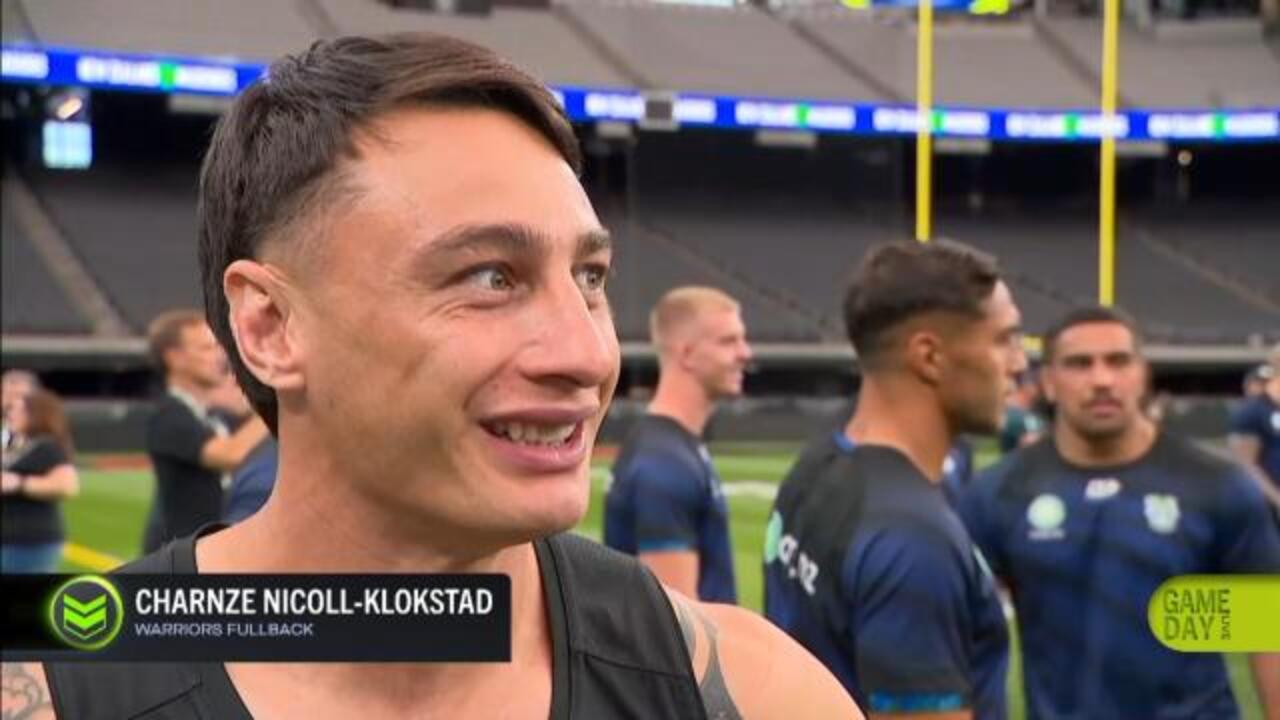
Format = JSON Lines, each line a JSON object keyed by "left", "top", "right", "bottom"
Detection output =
{"left": 199, "top": 415, "right": 269, "bottom": 472}
{"left": 1, "top": 663, "right": 56, "bottom": 720}
{"left": 666, "top": 590, "right": 863, "bottom": 719}
{"left": 640, "top": 550, "right": 699, "bottom": 598}
{"left": 1, "top": 465, "right": 79, "bottom": 502}
{"left": 1252, "top": 653, "right": 1280, "bottom": 720}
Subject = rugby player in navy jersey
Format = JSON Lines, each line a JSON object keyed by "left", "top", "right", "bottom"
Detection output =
{"left": 1230, "top": 344, "right": 1280, "bottom": 506}
{"left": 766, "top": 240, "right": 1024, "bottom": 719}
{"left": 961, "top": 307, "right": 1280, "bottom": 720}
{"left": 605, "top": 286, "right": 751, "bottom": 602}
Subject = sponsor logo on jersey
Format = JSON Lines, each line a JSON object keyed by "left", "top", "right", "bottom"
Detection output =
{"left": 1144, "top": 494, "right": 1181, "bottom": 534}
{"left": 1027, "top": 493, "right": 1066, "bottom": 541}
{"left": 766, "top": 511, "right": 820, "bottom": 596}
{"left": 1084, "top": 477, "right": 1122, "bottom": 501}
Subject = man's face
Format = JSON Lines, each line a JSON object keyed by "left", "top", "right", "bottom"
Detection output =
{"left": 686, "top": 308, "right": 752, "bottom": 399}
{"left": 937, "top": 281, "right": 1026, "bottom": 435}
{"left": 169, "top": 323, "right": 228, "bottom": 390}
{"left": 1042, "top": 321, "right": 1147, "bottom": 441}
{"left": 287, "top": 108, "right": 619, "bottom": 548}
{"left": 1, "top": 377, "right": 35, "bottom": 425}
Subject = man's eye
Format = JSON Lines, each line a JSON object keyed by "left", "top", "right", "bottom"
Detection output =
{"left": 575, "top": 264, "right": 609, "bottom": 293}
{"left": 465, "top": 266, "right": 514, "bottom": 292}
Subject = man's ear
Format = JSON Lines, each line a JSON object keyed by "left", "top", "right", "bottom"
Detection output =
{"left": 904, "top": 328, "right": 945, "bottom": 386}
{"left": 224, "top": 260, "right": 305, "bottom": 393}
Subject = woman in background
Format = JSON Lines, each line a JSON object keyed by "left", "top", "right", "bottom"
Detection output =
{"left": 1, "top": 388, "right": 80, "bottom": 573}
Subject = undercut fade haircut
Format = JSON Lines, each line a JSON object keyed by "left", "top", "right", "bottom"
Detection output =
{"left": 199, "top": 33, "right": 582, "bottom": 434}
{"left": 843, "top": 239, "right": 1000, "bottom": 369}
{"left": 1042, "top": 306, "right": 1143, "bottom": 364}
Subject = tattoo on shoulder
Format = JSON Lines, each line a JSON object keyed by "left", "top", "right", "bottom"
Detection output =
{"left": 2, "top": 664, "right": 53, "bottom": 720}
{"left": 673, "top": 599, "right": 743, "bottom": 720}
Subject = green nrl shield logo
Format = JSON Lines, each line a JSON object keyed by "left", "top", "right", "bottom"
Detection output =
{"left": 48, "top": 575, "right": 124, "bottom": 651}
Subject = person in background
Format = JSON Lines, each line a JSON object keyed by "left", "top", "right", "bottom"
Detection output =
{"left": 961, "top": 307, "right": 1280, "bottom": 719}
{"left": 142, "top": 309, "right": 269, "bottom": 552}
{"left": 1230, "top": 344, "right": 1280, "bottom": 508}
{"left": 767, "top": 239, "right": 1023, "bottom": 719}
{"left": 998, "top": 367, "right": 1044, "bottom": 455}
{"left": 223, "top": 437, "right": 278, "bottom": 524}
{"left": 1, "top": 389, "right": 80, "bottom": 573}
{"left": 1, "top": 369, "right": 41, "bottom": 451}
{"left": 604, "top": 286, "right": 752, "bottom": 603}
{"left": 1242, "top": 363, "right": 1273, "bottom": 399}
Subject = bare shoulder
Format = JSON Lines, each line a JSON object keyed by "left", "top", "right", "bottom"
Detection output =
{"left": 2, "top": 662, "right": 57, "bottom": 719}
{"left": 663, "top": 589, "right": 863, "bottom": 720}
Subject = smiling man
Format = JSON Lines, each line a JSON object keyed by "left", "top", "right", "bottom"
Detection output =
{"left": 960, "top": 307, "right": 1280, "bottom": 719}
{"left": 1, "top": 34, "right": 858, "bottom": 719}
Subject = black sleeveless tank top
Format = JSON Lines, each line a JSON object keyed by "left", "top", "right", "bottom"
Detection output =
{"left": 46, "top": 530, "right": 707, "bottom": 719}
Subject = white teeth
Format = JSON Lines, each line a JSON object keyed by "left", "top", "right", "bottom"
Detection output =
{"left": 491, "top": 421, "right": 575, "bottom": 446}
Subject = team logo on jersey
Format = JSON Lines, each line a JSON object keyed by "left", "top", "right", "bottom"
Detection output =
{"left": 1144, "top": 494, "right": 1181, "bottom": 534}
{"left": 942, "top": 454, "right": 957, "bottom": 477}
{"left": 1084, "top": 477, "right": 1122, "bottom": 502}
{"left": 1271, "top": 411, "right": 1280, "bottom": 433}
{"left": 1026, "top": 493, "right": 1066, "bottom": 541}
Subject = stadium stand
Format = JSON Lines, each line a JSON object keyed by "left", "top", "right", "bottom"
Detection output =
{"left": 9, "top": 0, "right": 316, "bottom": 61}
{"left": 318, "top": 0, "right": 632, "bottom": 88}
{"left": 23, "top": 165, "right": 203, "bottom": 333}
{"left": 1038, "top": 17, "right": 1280, "bottom": 107}
{"left": 937, "top": 210, "right": 1280, "bottom": 341}
{"left": 1, "top": 184, "right": 90, "bottom": 334}
{"left": 1135, "top": 205, "right": 1280, "bottom": 303}
{"left": 783, "top": 10, "right": 1099, "bottom": 108}
{"left": 556, "top": 0, "right": 889, "bottom": 99}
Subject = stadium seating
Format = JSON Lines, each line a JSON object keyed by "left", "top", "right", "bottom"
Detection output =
{"left": 318, "top": 0, "right": 629, "bottom": 88}
{"left": 1038, "top": 18, "right": 1280, "bottom": 107}
{"left": 937, "top": 210, "right": 1280, "bottom": 341}
{"left": 1, "top": 190, "right": 90, "bottom": 334}
{"left": 24, "top": 166, "right": 203, "bottom": 333}
{"left": 783, "top": 10, "right": 1098, "bottom": 108}
{"left": 10, "top": 0, "right": 316, "bottom": 61}
{"left": 1135, "top": 205, "right": 1280, "bottom": 302}
{"left": 556, "top": 0, "right": 888, "bottom": 99}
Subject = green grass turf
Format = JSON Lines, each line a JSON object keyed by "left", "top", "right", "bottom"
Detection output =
{"left": 59, "top": 450, "right": 1263, "bottom": 719}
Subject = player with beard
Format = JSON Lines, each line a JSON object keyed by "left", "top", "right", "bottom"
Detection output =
{"left": 765, "top": 240, "right": 1024, "bottom": 719}
{"left": 960, "top": 307, "right": 1280, "bottom": 719}
{"left": 604, "top": 286, "right": 752, "bottom": 603}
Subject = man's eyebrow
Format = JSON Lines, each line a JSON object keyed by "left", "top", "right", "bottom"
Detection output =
{"left": 418, "top": 223, "right": 612, "bottom": 261}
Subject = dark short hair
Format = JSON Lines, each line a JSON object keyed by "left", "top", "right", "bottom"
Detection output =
{"left": 198, "top": 33, "right": 582, "bottom": 433}
{"left": 843, "top": 239, "right": 1001, "bottom": 367}
{"left": 146, "top": 308, "right": 206, "bottom": 372}
{"left": 1042, "top": 305, "right": 1142, "bottom": 363}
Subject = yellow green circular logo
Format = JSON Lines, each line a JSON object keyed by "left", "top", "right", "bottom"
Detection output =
{"left": 48, "top": 575, "right": 124, "bottom": 651}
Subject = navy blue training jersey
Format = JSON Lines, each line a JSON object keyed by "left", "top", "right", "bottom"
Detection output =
{"left": 764, "top": 433, "right": 1008, "bottom": 717}
{"left": 1230, "top": 394, "right": 1280, "bottom": 490}
{"left": 603, "top": 415, "right": 737, "bottom": 603}
{"left": 961, "top": 434, "right": 1280, "bottom": 720}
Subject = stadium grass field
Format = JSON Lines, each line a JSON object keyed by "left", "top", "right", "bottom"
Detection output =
{"left": 58, "top": 445, "right": 1263, "bottom": 719}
